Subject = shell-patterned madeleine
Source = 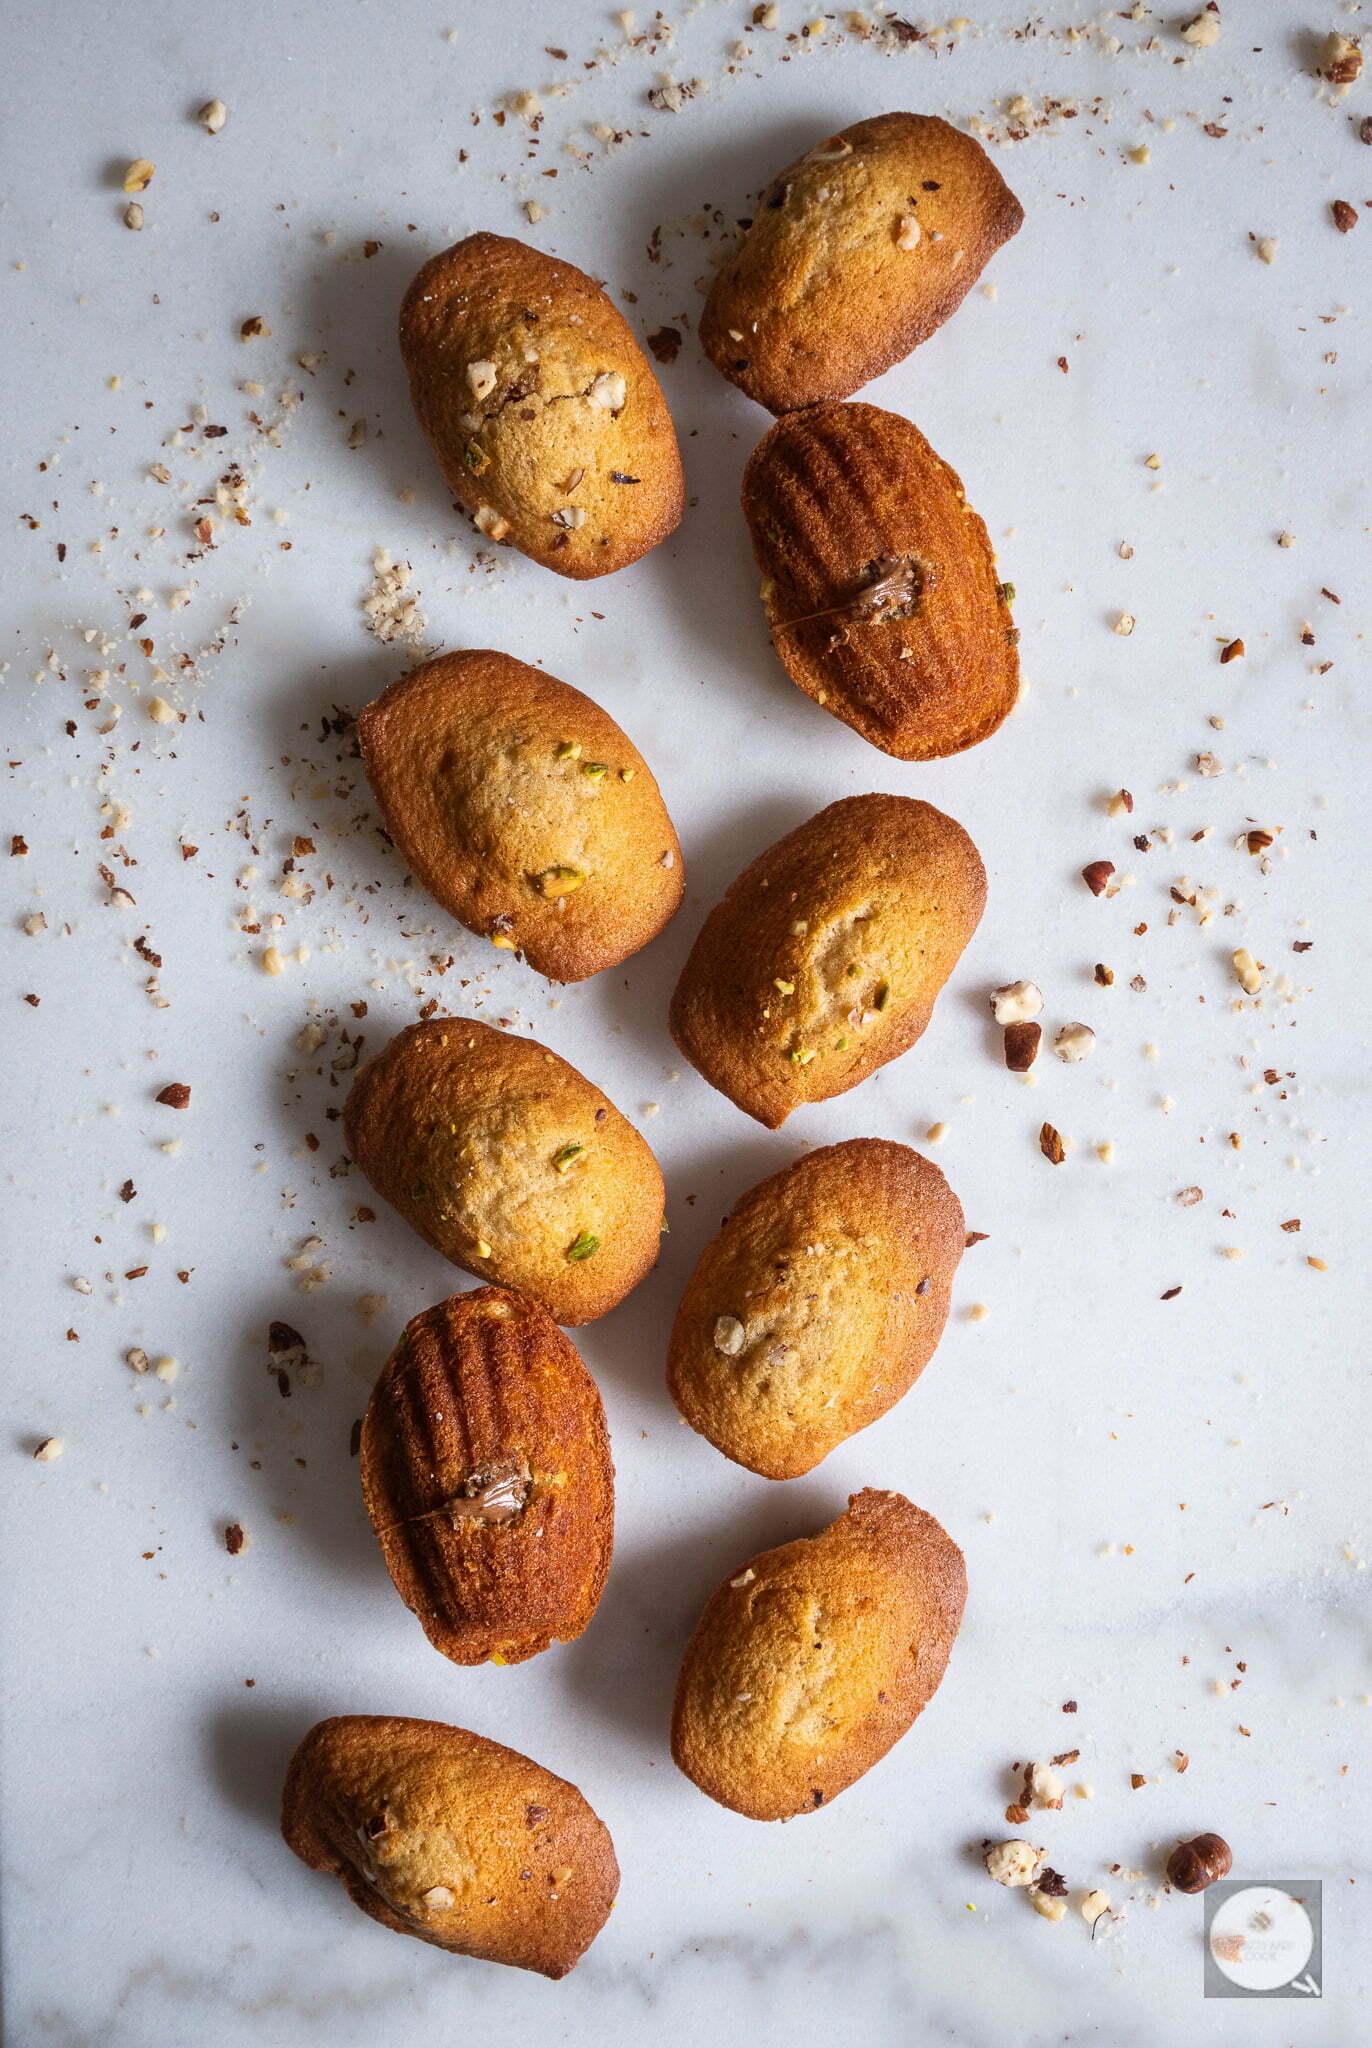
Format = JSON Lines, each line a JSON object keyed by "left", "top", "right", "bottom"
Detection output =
{"left": 357, "top": 650, "right": 683, "bottom": 983}
{"left": 669, "top": 794, "right": 986, "bottom": 1129}
{"left": 668, "top": 1140, "right": 965, "bottom": 1479}
{"left": 743, "top": 402, "right": 1018, "bottom": 761}
{"left": 671, "top": 1489, "right": 966, "bottom": 1821}
{"left": 343, "top": 1017, "right": 664, "bottom": 1323}
{"left": 361, "top": 1288, "right": 614, "bottom": 1666}
{"left": 700, "top": 113, "right": 1023, "bottom": 415}
{"left": 282, "top": 1714, "right": 618, "bottom": 1977}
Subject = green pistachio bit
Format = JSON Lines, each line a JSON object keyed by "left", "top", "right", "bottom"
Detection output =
{"left": 566, "top": 1231, "right": 600, "bottom": 1262}
{"left": 835, "top": 1036, "right": 848, "bottom": 1051}
{"left": 464, "top": 440, "right": 490, "bottom": 475}
{"left": 872, "top": 981, "right": 890, "bottom": 1012}
{"left": 660, "top": 1215, "right": 670, "bottom": 1234}
{"left": 533, "top": 864, "right": 585, "bottom": 898}
{"left": 552, "top": 1143, "right": 583, "bottom": 1174}
{"left": 555, "top": 741, "right": 581, "bottom": 761}
{"left": 998, "top": 581, "right": 1016, "bottom": 605}
{"left": 581, "top": 761, "right": 609, "bottom": 781}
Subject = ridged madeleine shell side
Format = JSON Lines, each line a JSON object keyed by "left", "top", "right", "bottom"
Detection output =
{"left": 669, "top": 794, "right": 986, "bottom": 1128}
{"left": 667, "top": 1139, "right": 965, "bottom": 1478}
{"left": 282, "top": 1713, "right": 618, "bottom": 1977}
{"left": 361, "top": 1287, "right": 614, "bottom": 1665}
{"left": 357, "top": 649, "right": 683, "bottom": 983}
{"left": 743, "top": 402, "right": 1018, "bottom": 761}
{"left": 671, "top": 1489, "right": 966, "bottom": 1821}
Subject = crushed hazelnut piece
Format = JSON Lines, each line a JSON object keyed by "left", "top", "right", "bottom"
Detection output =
{"left": 198, "top": 98, "right": 228, "bottom": 133}
{"left": 984, "top": 1840, "right": 1044, "bottom": 1888}
{"left": 713, "top": 1315, "right": 745, "bottom": 1356}
{"left": 33, "top": 1437, "right": 64, "bottom": 1462}
{"left": 123, "top": 158, "right": 155, "bottom": 192}
{"left": 1232, "top": 948, "right": 1262, "bottom": 996}
{"left": 991, "top": 980, "right": 1042, "bottom": 1025}
{"left": 1055, "top": 1023, "right": 1095, "bottom": 1063}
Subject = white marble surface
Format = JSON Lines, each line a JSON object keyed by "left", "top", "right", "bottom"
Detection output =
{"left": 2, "top": 2, "right": 1369, "bottom": 2041}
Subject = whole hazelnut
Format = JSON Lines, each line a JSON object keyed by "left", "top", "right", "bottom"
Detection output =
{"left": 1166, "top": 1832, "right": 1232, "bottom": 1893}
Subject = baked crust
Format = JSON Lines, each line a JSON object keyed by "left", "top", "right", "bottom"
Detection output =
{"left": 668, "top": 794, "right": 986, "bottom": 1128}
{"left": 700, "top": 112, "right": 1023, "bottom": 413}
{"left": 671, "top": 1489, "right": 966, "bottom": 1820}
{"left": 282, "top": 1714, "right": 618, "bottom": 1977}
{"left": 342, "top": 1017, "right": 664, "bottom": 1323}
{"left": 361, "top": 1287, "right": 614, "bottom": 1664}
{"left": 400, "top": 232, "right": 685, "bottom": 578}
{"left": 667, "top": 1139, "right": 965, "bottom": 1478}
{"left": 743, "top": 402, "right": 1018, "bottom": 760}
{"left": 357, "top": 649, "right": 683, "bottom": 982}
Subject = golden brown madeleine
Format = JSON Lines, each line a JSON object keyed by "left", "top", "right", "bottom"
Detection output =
{"left": 282, "top": 1714, "right": 618, "bottom": 1977}
{"left": 343, "top": 1017, "right": 664, "bottom": 1323}
{"left": 700, "top": 113, "right": 1022, "bottom": 414}
{"left": 361, "top": 1288, "right": 614, "bottom": 1665}
{"left": 400, "top": 233, "right": 685, "bottom": 579}
{"left": 357, "top": 650, "right": 683, "bottom": 982}
{"left": 669, "top": 794, "right": 986, "bottom": 1129}
{"left": 668, "top": 1140, "right": 964, "bottom": 1479}
{"left": 743, "top": 403, "right": 1018, "bottom": 761}
{"left": 671, "top": 1489, "right": 965, "bottom": 1821}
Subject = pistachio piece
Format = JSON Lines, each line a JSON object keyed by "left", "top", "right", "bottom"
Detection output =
{"left": 533, "top": 865, "right": 586, "bottom": 899}
{"left": 566, "top": 1231, "right": 601, "bottom": 1262}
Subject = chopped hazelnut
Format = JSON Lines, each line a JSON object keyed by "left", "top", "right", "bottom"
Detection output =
{"left": 33, "top": 1437, "right": 64, "bottom": 1461}
{"left": 895, "top": 215, "right": 921, "bottom": 250}
{"left": 990, "top": 980, "right": 1043, "bottom": 1025}
{"left": 1181, "top": 8, "right": 1220, "bottom": 48}
{"left": 123, "top": 158, "right": 155, "bottom": 192}
{"left": 713, "top": 1315, "right": 745, "bottom": 1356}
{"left": 1028, "top": 1761, "right": 1065, "bottom": 1809}
{"left": 1080, "top": 1888, "right": 1112, "bottom": 1923}
{"left": 1004, "top": 1020, "right": 1041, "bottom": 1071}
{"left": 466, "top": 359, "right": 498, "bottom": 401}
{"left": 1112, "top": 612, "right": 1136, "bottom": 637}
{"left": 983, "top": 1839, "right": 1044, "bottom": 1888}
{"left": 1107, "top": 789, "right": 1134, "bottom": 818}
{"left": 1031, "top": 1890, "right": 1068, "bottom": 1923}
{"left": 1055, "top": 1022, "right": 1095, "bottom": 1063}
{"left": 1081, "top": 861, "right": 1115, "bottom": 897}
{"left": 587, "top": 371, "right": 626, "bottom": 411}
{"left": 1232, "top": 948, "right": 1262, "bottom": 996}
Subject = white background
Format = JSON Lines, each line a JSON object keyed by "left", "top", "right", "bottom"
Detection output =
{"left": 1, "top": 2, "right": 1368, "bottom": 2042}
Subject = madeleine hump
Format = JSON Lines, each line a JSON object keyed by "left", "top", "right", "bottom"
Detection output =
{"left": 743, "top": 402, "right": 1018, "bottom": 760}
{"left": 668, "top": 1139, "right": 965, "bottom": 1478}
{"left": 668, "top": 794, "right": 986, "bottom": 1128}
{"left": 671, "top": 1489, "right": 966, "bottom": 1821}
{"left": 357, "top": 649, "right": 683, "bottom": 982}
{"left": 400, "top": 232, "right": 684, "bottom": 577}
{"left": 282, "top": 1714, "right": 618, "bottom": 1977}
{"left": 342, "top": 1017, "right": 664, "bottom": 1323}
{"left": 361, "top": 1288, "right": 614, "bottom": 1665}
{"left": 700, "top": 113, "right": 1023, "bottom": 414}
